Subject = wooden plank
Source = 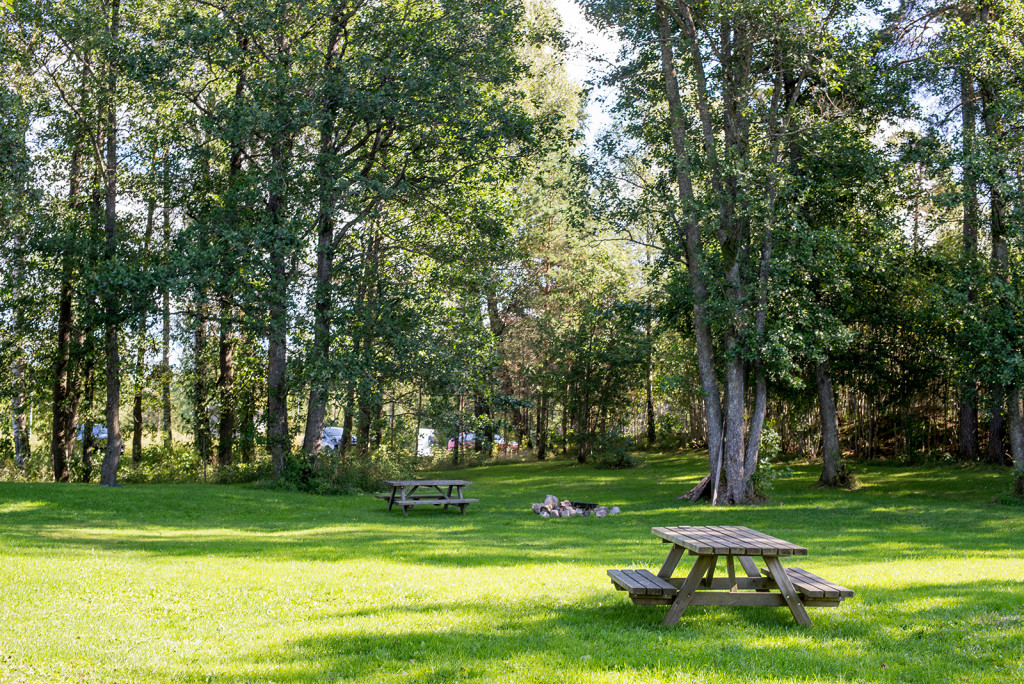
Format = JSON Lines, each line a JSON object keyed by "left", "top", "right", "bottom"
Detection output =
{"left": 696, "top": 577, "right": 775, "bottom": 591}
{"left": 678, "top": 527, "right": 746, "bottom": 555}
{"left": 651, "top": 527, "right": 714, "bottom": 554}
{"left": 765, "top": 556, "right": 813, "bottom": 626}
{"left": 630, "top": 596, "right": 675, "bottom": 606}
{"left": 662, "top": 527, "right": 733, "bottom": 554}
{"left": 788, "top": 568, "right": 854, "bottom": 598}
{"left": 706, "top": 526, "right": 764, "bottom": 555}
{"left": 607, "top": 569, "right": 638, "bottom": 592}
{"left": 787, "top": 568, "right": 833, "bottom": 598}
{"left": 732, "top": 526, "right": 807, "bottom": 555}
{"left": 636, "top": 569, "right": 678, "bottom": 596}
{"left": 704, "top": 555, "right": 717, "bottom": 586}
{"left": 726, "top": 555, "right": 737, "bottom": 591}
{"left": 622, "top": 570, "right": 656, "bottom": 595}
{"left": 384, "top": 479, "right": 472, "bottom": 486}
{"left": 689, "top": 592, "right": 789, "bottom": 607}
{"left": 737, "top": 555, "right": 761, "bottom": 578}
{"left": 399, "top": 498, "right": 478, "bottom": 506}
{"left": 657, "top": 545, "right": 685, "bottom": 578}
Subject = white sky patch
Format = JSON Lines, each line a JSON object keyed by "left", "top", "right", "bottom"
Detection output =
{"left": 550, "top": 0, "right": 620, "bottom": 147}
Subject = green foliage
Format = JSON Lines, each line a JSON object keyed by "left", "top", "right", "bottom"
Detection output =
{"left": 261, "top": 448, "right": 415, "bottom": 496}
{"left": 749, "top": 428, "right": 793, "bottom": 498}
{"left": 592, "top": 431, "right": 641, "bottom": 469}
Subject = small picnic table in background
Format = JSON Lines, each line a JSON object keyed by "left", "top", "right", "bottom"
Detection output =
{"left": 609, "top": 525, "right": 853, "bottom": 626}
{"left": 375, "top": 479, "right": 478, "bottom": 516}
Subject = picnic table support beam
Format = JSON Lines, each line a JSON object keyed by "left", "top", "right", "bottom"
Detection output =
{"left": 657, "top": 545, "right": 685, "bottom": 579}
{"left": 764, "top": 556, "right": 812, "bottom": 626}
{"left": 662, "top": 554, "right": 715, "bottom": 627}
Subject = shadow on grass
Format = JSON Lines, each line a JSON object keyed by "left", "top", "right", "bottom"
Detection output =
{"left": 134, "top": 577, "right": 1023, "bottom": 683}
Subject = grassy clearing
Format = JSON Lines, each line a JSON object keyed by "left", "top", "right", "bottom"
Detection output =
{"left": 1, "top": 451, "right": 1022, "bottom": 683}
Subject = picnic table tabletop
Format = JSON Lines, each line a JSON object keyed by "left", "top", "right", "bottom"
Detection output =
{"left": 652, "top": 525, "right": 808, "bottom": 557}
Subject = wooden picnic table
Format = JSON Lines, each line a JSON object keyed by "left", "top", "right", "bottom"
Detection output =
{"left": 375, "top": 479, "right": 478, "bottom": 516}
{"left": 608, "top": 525, "right": 852, "bottom": 626}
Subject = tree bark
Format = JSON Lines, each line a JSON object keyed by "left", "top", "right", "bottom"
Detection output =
{"left": 266, "top": 258, "right": 289, "bottom": 477}
{"left": 744, "top": 370, "right": 767, "bottom": 500}
{"left": 1010, "top": 387, "right": 1024, "bottom": 497}
{"left": 12, "top": 352, "right": 30, "bottom": 470}
{"left": 536, "top": 391, "right": 548, "bottom": 460}
{"left": 217, "top": 298, "right": 235, "bottom": 466}
{"left": 658, "top": 8, "right": 724, "bottom": 502}
{"left": 239, "top": 386, "right": 256, "bottom": 463}
{"left": 816, "top": 360, "right": 844, "bottom": 486}
{"left": 193, "top": 311, "right": 211, "bottom": 464}
{"left": 161, "top": 158, "right": 173, "bottom": 449}
{"left": 645, "top": 343, "right": 656, "bottom": 447}
{"left": 722, "top": 353, "right": 746, "bottom": 504}
{"left": 99, "top": 0, "right": 123, "bottom": 486}
{"left": 81, "top": 356, "right": 96, "bottom": 483}
{"left": 958, "top": 65, "right": 981, "bottom": 460}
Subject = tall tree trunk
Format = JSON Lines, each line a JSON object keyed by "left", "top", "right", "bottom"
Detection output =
{"left": 51, "top": 122, "right": 85, "bottom": 483}
{"left": 1009, "top": 386, "right": 1024, "bottom": 497}
{"left": 161, "top": 163, "right": 172, "bottom": 449}
{"left": 238, "top": 386, "right": 256, "bottom": 463}
{"left": 816, "top": 360, "right": 845, "bottom": 486}
{"left": 131, "top": 353, "right": 143, "bottom": 467}
{"left": 193, "top": 311, "right": 210, "bottom": 463}
{"left": 958, "top": 66, "right": 981, "bottom": 460}
{"left": 722, "top": 353, "right": 746, "bottom": 504}
{"left": 81, "top": 356, "right": 96, "bottom": 484}
{"left": 12, "top": 355, "right": 30, "bottom": 469}
{"left": 536, "top": 391, "right": 548, "bottom": 460}
{"left": 645, "top": 344, "right": 656, "bottom": 447}
{"left": 131, "top": 194, "right": 156, "bottom": 467}
{"left": 267, "top": 250, "right": 290, "bottom": 477}
{"left": 99, "top": 0, "right": 123, "bottom": 486}
{"left": 217, "top": 298, "right": 235, "bottom": 466}
{"left": 302, "top": 210, "right": 333, "bottom": 459}
{"left": 744, "top": 370, "right": 767, "bottom": 500}
{"left": 658, "top": 8, "right": 723, "bottom": 502}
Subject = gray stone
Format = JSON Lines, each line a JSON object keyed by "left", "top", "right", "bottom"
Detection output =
{"left": 543, "top": 494, "right": 559, "bottom": 511}
{"left": 539, "top": 510, "right": 550, "bottom": 518}
{"left": 531, "top": 503, "right": 543, "bottom": 514}
{"left": 609, "top": 506, "right": 621, "bottom": 515}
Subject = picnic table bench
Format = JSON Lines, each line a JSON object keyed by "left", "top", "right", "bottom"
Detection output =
{"left": 608, "top": 525, "right": 852, "bottom": 626}
{"left": 375, "top": 479, "right": 478, "bottom": 516}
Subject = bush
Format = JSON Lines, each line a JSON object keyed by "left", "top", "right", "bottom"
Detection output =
{"left": 594, "top": 431, "right": 642, "bottom": 469}
{"left": 261, "top": 446, "right": 416, "bottom": 495}
{"left": 750, "top": 428, "right": 793, "bottom": 497}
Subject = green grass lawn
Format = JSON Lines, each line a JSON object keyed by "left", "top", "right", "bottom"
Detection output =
{"left": 1, "top": 451, "right": 1022, "bottom": 684}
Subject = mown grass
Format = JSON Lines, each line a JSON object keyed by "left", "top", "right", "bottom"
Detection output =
{"left": 1, "top": 451, "right": 1022, "bottom": 683}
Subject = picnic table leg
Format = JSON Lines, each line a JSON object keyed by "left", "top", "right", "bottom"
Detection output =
{"left": 763, "top": 556, "right": 812, "bottom": 627}
{"left": 726, "top": 555, "right": 737, "bottom": 592}
{"left": 387, "top": 486, "right": 398, "bottom": 512}
{"left": 703, "top": 555, "right": 717, "bottom": 588}
{"left": 662, "top": 554, "right": 715, "bottom": 627}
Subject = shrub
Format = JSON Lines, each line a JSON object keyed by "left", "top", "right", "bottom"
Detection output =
{"left": 261, "top": 446, "right": 416, "bottom": 495}
{"left": 594, "top": 431, "right": 642, "bottom": 469}
{"left": 750, "top": 428, "right": 793, "bottom": 497}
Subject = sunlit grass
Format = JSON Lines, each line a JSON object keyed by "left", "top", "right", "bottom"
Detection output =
{"left": 1, "top": 451, "right": 1022, "bottom": 683}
